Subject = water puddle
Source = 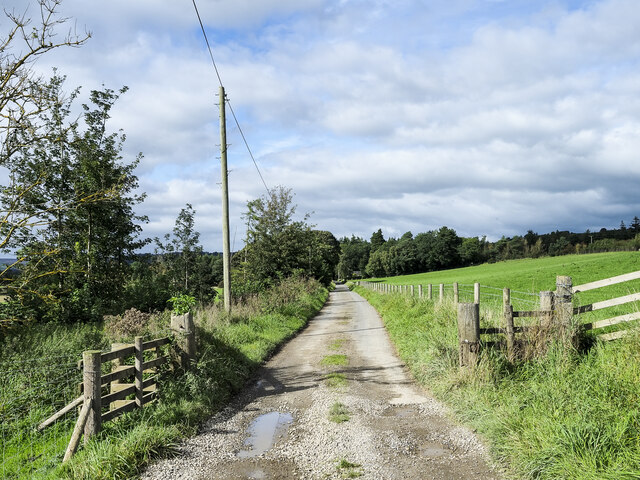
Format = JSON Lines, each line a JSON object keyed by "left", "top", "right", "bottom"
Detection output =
{"left": 420, "top": 442, "right": 449, "bottom": 457}
{"left": 237, "top": 412, "right": 293, "bottom": 458}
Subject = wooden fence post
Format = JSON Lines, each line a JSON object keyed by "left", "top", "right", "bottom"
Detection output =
{"left": 171, "top": 312, "right": 196, "bottom": 368}
{"left": 503, "top": 288, "right": 515, "bottom": 361}
{"left": 540, "top": 291, "right": 554, "bottom": 327}
{"left": 555, "top": 275, "right": 574, "bottom": 347}
{"left": 457, "top": 303, "right": 480, "bottom": 367}
{"left": 418, "top": 284, "right": 423, "bottom": 298}
{"left": 439, "top": 284, "right": 444, "bottom": 302}
{"left": 83, "top": 350, "right": 101, "bottom": 443}
{"left": 428, "top": 284, "right": 432, "bottom": 300}
{"left": 410, "top": 285, "right": 414, "bottom": 296}
{"left": 474, "top": 283, "right": 480, "bottom": 304}
{"left": 453, "top": 282, "right": 459, "bottom": 303}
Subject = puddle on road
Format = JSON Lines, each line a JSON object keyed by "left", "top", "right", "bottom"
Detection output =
{"left": 237, "top": 412, "right": 293, "bottom": 458}
{"left": 420, "top": 442, "right": 449, "bottom": 457}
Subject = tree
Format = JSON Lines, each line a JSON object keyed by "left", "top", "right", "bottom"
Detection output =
{"left": 1, "top": 1, "right": 90, "bottom": 162}
{"left": 337, "top": 236, "right": 370, "bottom": 279}
{"left": 155, "top": 204, "right": 202, "bottom": 295}
{"left": 430, "top": 226, "right": 461, "bottom": 270}
{"left": 3, "top": 83, "right": 148, "bottom": 322}
{"left": 458, "top": 237, "right": 484, "bottom": 265}
{"left": 370, "top": 229, "right": 385, "bottom": 254}
{"left": 631, "top": 216, "right": 640, "bottom": 234}
{"left": 308, "top": 230, "right": 340, "bottom": 286}
{"left": 241, "top": 186, "right": 313, "bottom": 289}
{"left": 0, "top": 1, "right": 92, "bottom": 323}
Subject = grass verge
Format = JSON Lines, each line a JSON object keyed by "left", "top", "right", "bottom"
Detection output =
{"left": 354, "top": 285, "right": 640, "bottom": 480}
{"left": 1, "top": 276, "right": 328, "bottom": 480}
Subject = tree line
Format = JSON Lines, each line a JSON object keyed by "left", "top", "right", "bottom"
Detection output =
{"left": 0, "top": 2, "right": 341, "bottom": 328}
{"left": 337, "top": 221, "right": 640, "bottom": 280}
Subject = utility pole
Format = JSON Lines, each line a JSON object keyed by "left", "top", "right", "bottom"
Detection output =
{"left": 219, "top": 86, "right": 231, "bottom": 313}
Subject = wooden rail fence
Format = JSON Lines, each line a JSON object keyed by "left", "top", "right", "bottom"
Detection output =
{"left": 358, "top": 269, "right": 640, "bottom": 367}
{"left": 36, "top": 312, "right": 196, "bottom": 462}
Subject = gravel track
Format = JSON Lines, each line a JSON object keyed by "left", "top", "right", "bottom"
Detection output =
{"left": 141, "top": 285, "right": 502, "bottom": 480}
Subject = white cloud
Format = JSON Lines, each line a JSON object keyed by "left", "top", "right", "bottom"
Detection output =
{"left": 6, "top": 0, "right": 640, "bottom": 250}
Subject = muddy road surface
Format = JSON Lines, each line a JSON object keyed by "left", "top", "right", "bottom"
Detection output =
{"left": 141, "top": 284, "right": 501, "bottom": 480}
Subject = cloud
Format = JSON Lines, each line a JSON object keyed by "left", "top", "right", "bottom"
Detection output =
{"left": 8, "top": 0, "right": 640, "bottom": 251}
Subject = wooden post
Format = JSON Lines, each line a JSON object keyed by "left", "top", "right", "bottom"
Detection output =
{"left": 110, "top": 343, "right": 126, "bottom": 411}
{"left": 418, "top": 284, "right": 423, "bottom": 298}
{"left": 63, "top": 399, "right": 92, "bottom": 462}
{"left": 540, "top": 291, "right": 554, "bottom": 327}
{"left": 410, "top": 285, "right": 414, "bottom": 296}
{"left": 135, "top": 336, "right": 144, "bottom": 408}
{"left": 457, "top": 303, "right": 480, "bottom": 367}
{"left": 453, "top": 282, "right": 459, "bottom": 303}
{"left": 555, "top": 275, "right": 574, "bottom": 346}
{"left": 504, "top": 288, "right": 515, "bottom": 361}
{"left": 439, "top": 284, "right": 444, "bottom": 302}
{"left": 474, "top": 283, "right": 480, "bottom": 304}
{"left": 428, "top": 284, "right": 432, "bottom": 300}
{"left": 83, "top": 350, "right": 101, "bottom": 443}
{"left": 171, "top": 312, "right": 196, "bottom": 368}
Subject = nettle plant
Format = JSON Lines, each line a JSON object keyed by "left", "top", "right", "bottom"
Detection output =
{"left": 168, "top": 294, "right": 196, "bottom": 315}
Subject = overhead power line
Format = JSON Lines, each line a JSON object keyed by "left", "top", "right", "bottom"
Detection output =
{"left": 191, "top": 0, "right": 270, "bottom": 195}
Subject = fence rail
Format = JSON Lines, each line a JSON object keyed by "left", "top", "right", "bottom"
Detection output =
{"left": 20, "top": 311, "right": 196, "bottom": 469}
{"left": 357, "top": 269, "right": 640, "bottom": 365}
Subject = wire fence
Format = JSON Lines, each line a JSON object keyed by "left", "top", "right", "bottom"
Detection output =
{"left": 0, "top": 327, "right": 178, "bottom": 479}
{"left": 1, "top": 354, "right": 81, "bottom": 480}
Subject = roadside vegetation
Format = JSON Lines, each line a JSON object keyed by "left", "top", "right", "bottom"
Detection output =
{"left": 355, "top": 252, "right": 640, "bottom": 480}
{"left": 1, "top": 276, "right": 327, "bottom": 480}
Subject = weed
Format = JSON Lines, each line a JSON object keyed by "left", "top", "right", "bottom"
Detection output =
{"left": 325, "top": 373, "right": 348, "bottom": 389}
{"left": 321, "top": 354, "right": 348, "bottom": 367}
{"left": 328, "top": 339, "right": 345, "bottom": 351}
{"left": 329, "top": 402, "right": 350, "bottom": 423}
{"left": 336, "top": 458, "right": 363, "bottom": 478}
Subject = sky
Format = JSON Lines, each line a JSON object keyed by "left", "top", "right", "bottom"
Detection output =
{"left": 6, "top": 0, "right": 640, "bottom": 251}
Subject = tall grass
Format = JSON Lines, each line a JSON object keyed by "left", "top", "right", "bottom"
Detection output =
{"left": 1, "top": 276, "right": 328, "bottom": 480}
{"left": 356, "top": 287, "right": 640, "bottom": 479}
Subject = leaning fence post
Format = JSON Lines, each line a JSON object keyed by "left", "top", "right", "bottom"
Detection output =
{"left": 503, "top": 288, "right": 515, "bottom": 361}
{"left": 83, "top": 350, "right": 101, "bottom": 444}
{"left": 453, "top": 282, "right": 459, "bottom": 303}
{"left": 555, "top": 275, "right": 574, "bottom": 347}
{"left": 418, "top": 284, "right": 423, "bottom": 298}
{"left": 474, "top": 283, "right": 480, "bottom": 304}
{"left": 457, "top": 302, "right": 480, "bottom": 367}
{"left": 428, "top": 284, "right": 433, "bottom": 300}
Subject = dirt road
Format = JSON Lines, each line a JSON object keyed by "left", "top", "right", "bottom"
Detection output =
{"left": 142, "top": 285, "right": 501, "bottom": 479}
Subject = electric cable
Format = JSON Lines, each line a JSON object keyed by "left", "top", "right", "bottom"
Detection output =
{"left": 191, "top": 0, "right": 270, "bottom": 195}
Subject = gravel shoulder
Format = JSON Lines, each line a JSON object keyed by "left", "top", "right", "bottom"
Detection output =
{"left": 141, "top": 285, "right": 502, "bottom": 480}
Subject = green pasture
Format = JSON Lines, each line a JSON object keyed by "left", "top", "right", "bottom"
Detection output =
{"left": 369, "top": 252, "right": 640, "bottom": 335}
{"left": 355, "top": 250, "right": 640, "bottom": 479}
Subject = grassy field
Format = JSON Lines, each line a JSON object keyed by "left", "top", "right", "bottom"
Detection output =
{"left": 0, "top": 277, "right": 328, "bottom": 480}
{"left": 355, "top": 251, "right": 640, "bottom": 480}
{"left": 370, "top": 251, "right": 640, "bottom": 335}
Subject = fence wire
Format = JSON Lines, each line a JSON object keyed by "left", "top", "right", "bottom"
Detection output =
{"left": 1, "top": 355, "right": 81, "bottom": 479}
